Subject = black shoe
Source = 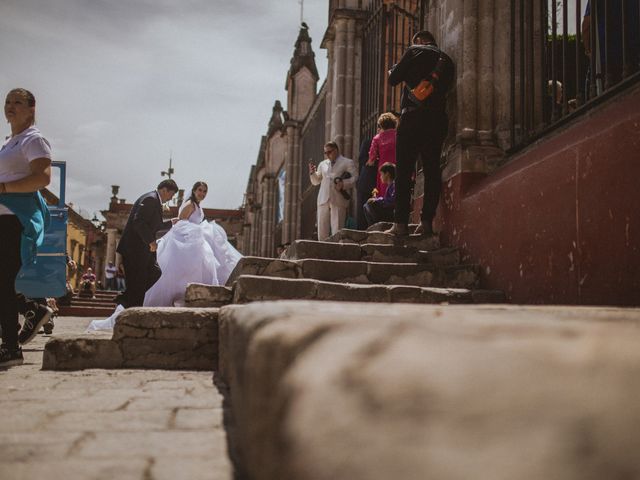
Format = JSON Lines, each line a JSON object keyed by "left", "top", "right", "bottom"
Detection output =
{"left": 0, "top": 345, "right": 24, "bottom": 367}
{"left": 19, "top": 305, "right": 53, "bottom": 345}
{"left": 384, "top": 223, "right": 409, "bottom": 236}
{"left": 414, "top": 221, "right": 434, "bottom": 236}
{"left": 42, "top": 318, "right": 55, "bottom": 335}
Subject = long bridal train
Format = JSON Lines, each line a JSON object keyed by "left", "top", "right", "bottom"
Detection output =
{"left": 87, "top": 205, "right": 241, "bottom": 331}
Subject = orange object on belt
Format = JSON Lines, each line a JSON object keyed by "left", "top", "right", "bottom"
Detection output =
{"left": 410, "top": 72, "right": 440, "bottom": 101}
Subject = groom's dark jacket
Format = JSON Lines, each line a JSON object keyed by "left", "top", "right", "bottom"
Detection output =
{"left": 116, "top": 190, "right": 172, "bottom": 258}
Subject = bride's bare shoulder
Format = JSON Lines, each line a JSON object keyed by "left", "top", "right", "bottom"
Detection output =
{"left": 179, "top": 200, "right": 196, "bottom": 219}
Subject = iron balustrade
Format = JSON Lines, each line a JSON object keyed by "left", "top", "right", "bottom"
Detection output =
{"left": 510, "top": 0, "right": 640, "bottom": 151}
{"left": 360, "top": 0, "right": 421, "bottom": 143}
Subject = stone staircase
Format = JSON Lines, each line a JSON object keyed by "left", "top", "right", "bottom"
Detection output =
{"left": 58, "top": 289, "right": 117, "bottom": 317}
{"left": 189, "top": 228, "right": 504, "bottom": 307}
{"left": 41, "top": 227, "right": 640, "bottom": 478}
{"left": 44, "top": 227, "right": 504, "bottom": 370}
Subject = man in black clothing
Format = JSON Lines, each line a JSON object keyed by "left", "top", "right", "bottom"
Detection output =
{"left": 116, "top": 179, "right": 178, "bottom": 308}
{"left": 356, "top": 136, "right": 376, "bottom": 230}
{"left": 385, "top": 30, "right": 453, "bottom": 236}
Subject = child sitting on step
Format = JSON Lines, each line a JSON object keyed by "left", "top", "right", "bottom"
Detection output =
{"left": 363, "top": 162, "right": 396, "bottom": 227}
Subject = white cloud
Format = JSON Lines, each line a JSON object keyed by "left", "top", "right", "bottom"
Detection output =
{"left": 0, "top": 0, "right": 328, "bottom": 213}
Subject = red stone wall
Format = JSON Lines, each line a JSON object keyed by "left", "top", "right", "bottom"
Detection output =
{"left": 422, "top": 83, "right": 640, "bottom": 305}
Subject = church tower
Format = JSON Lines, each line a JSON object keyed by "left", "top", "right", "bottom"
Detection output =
{"left": 286, "top": 22, "right": 320, "bottom": 121}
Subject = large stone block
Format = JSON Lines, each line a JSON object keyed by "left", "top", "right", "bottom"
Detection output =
{"left": 417, "top": 246, "right": 461, "bottom": 266}
{"left": 113, "top": 308, "right": 218, "bottom": 342}
{"left": 218, "top": 301, "right": 640, "bottom": 480}
{"left": 120, "top": 338, "right": 215, "bottom": 370}
{"left": 185, "top": 283, "right": 233, "bottom": 308}
{"left": 96, "top": 307, "right": 220, "bottom": 371}
{"left": 226, "top": 257, "right": 299, "bottom": 285}
{"left": 441, "top": 264, "right": 481, "bottom": 288}
{"left": 360, "top": 243, "right": 419, "bottom": 263}
{"left": 315, "top": 282, "right": 391, "bottom": 302}
{"left": 233, "top": 276, "right": 318, "bottom": 303}
{"left": 367, "top": 262, "right": 437, "bottom": 286}
{"left": 231, "top": 275, "right": 492, "bottom": 305}
{"left": 299, "top": 259, "right": 369, "bottom": 283}
{"left": 42, "top": 335, "right": 123, "bottom": 371}
{"left": 326, "top": 229, "right": 369, "bottom": 244}
{"left": 284, "top": 240, "right": 362, "bottom": 261}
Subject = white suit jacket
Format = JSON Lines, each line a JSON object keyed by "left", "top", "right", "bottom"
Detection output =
{"left": 310, "top": 155, "right": 358, "bottom": 208}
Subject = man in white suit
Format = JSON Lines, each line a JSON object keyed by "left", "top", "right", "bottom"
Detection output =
{"left": 308, "top": 141, "right": 358, "bottom": 240}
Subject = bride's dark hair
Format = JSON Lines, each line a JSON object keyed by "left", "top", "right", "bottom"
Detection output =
{"left": 189, "top": 181, "right": 208, "bottom": 205}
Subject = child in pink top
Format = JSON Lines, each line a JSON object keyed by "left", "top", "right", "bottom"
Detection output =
{"left": 367, "top": 112, "right": 398, "bottom": 197}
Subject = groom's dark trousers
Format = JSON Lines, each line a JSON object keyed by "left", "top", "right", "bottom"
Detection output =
{"left": 116, "top": 190, "right": 171, "bottom": 308}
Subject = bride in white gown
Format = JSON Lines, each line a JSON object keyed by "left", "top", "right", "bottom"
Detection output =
{"left": 88, "top": 181, "right": 242, "bottom": 331}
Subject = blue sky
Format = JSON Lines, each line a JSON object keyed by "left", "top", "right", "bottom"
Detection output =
{"left": 0, "top": 0, "right": 328, "bottom": 218}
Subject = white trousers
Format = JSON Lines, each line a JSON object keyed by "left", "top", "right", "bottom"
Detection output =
{"left": 317, "top": 202, "right": 347, "bottom": 241}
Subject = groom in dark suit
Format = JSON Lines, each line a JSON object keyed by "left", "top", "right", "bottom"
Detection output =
{"left": 116, "top": 179, "right": 179, "bottom": 308}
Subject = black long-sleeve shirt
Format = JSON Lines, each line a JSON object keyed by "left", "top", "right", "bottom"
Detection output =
{"left": 389, "top": 44, "right": 448, "bottom": 113}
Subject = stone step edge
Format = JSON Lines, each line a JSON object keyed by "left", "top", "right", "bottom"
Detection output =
{"left": 216, "top": 301, "right": 640, "bottom": 480}
{"left": 227, "top": 256, "right": 477, "bottom": 287}
{"left": 284, "top": 241, "right": 459, "bottom": 263}
{"left": 43, "top": 307, "right": 221, "bottom": 371}
{"left": 232, "top": 275, "right": 505, "bottom": 305}
{"left": 326, "top": 228, "right": 440, "bottom": 246}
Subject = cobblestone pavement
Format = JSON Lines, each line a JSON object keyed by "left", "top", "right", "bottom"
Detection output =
{"left": 0, "top": 317, "right": 232, "bottom": 480}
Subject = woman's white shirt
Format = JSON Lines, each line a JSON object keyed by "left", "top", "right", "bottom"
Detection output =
{"left": 0, "top": 126, "right": 52, "bottom": 215}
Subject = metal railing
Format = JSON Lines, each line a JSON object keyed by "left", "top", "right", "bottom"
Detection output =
{"left": 510, "top": 0, "right": 640, "bottom": 151}
{"left": 360, "top": 0, "right": 420, "bottom": 142}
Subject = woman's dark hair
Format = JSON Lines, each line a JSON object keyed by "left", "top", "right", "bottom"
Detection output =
{"left": 8, "top": 88, "right": 37, "bottom": 124}
{"left": 9, "top": 88, "right": 36, "bottom": 107}
{"left": 157, "top": 179, "right": 179, "bottom": 193}
{"left": 412, "top": 30, "right": 436, "bottom": 44}
{"left": 379, "top": 162, "right": 396, "bottom": 180}
{"left": 189, "top": 181, "right": 208, "bottom": 205}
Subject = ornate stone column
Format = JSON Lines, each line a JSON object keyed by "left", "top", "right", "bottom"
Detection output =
{"left": 324, "top": 38, "right": 335, "bottom": 143}
{"left": 260, "top": 176, "right": 277, "bottom": 257}
{"left": 323, "top": 5, "right": 366, "bottom": 159}
{"left": 442, "top": 0, "right": 505, "bottom": 182}
{"left": 284, "top": 122, "right": 302, "bottom": 244}
{"left": 105, "top": 228, "right": 117, "bottom": 266}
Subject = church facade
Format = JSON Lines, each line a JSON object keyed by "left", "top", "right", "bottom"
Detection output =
{"left": 239, "top": 0, "right": 640, "bottom": 305}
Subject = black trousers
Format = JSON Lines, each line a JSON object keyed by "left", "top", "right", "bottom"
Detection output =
{"left": 356, "top": 165, "right": 377, "bottom": 230}
{"left": 394, "top": 108, "right": 448, "bottom": 225}
{"left": 121, "top": 250, "right": 161, "bottom": 308}
{"left": 0, "top": 216, "right": 23, "bottom": 348}
{"left": 363, "top": 200, "right": 395, "bottom": 227}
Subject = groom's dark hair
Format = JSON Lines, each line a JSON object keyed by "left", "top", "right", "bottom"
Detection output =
{"left": 157, "top": 179, "right": 178, "bottom": 193}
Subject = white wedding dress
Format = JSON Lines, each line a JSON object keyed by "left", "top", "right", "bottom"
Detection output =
{"left": 87, "top": 202, "right": 242, "bottom": 331}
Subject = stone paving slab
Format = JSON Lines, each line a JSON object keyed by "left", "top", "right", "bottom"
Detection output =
{"left": 218, "top": 301, "right": 640, "bottom": 480}
{"left": 185, "top": 283, "right": 234, "bottom": 306}
{"left": 0, "top": 317, "right": 233, "bottom": 480}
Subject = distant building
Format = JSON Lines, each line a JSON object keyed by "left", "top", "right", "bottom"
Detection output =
{"left": 40, "top": 188, "right": 106, "bottom": 288}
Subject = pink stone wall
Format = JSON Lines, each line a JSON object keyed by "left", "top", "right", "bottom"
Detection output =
{"left": 420, "top": 83, "right": 640, "bottom": 305}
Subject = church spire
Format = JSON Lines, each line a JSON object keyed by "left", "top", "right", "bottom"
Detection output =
{"left": 286, "top": 22, "right": 319, "bottom": 87}
{"left": 267, "top": 100, "right": 284, "bottom": 136}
